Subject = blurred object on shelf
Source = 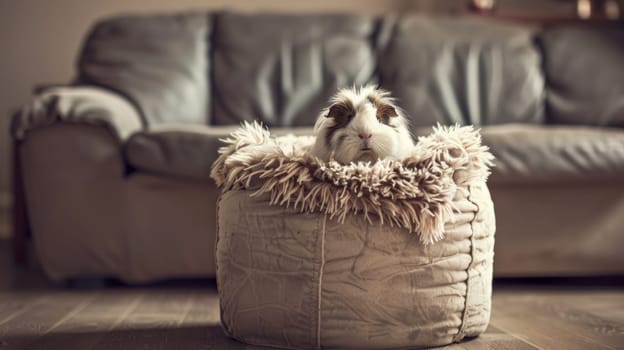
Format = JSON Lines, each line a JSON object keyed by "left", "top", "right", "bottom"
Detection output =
{"left": 576, "top": 0, "right": 622, "bottom": 20}
{"left": 471, "top": 0, "right": 497, "bottom": 13}
{"left": 463, "top": 0, "right": 624, "bottom": 22}
{"left": 577, "top": 0, "right": 592, "bottom": 18}
{"left": 604, "top": 0, "right": 621, "bottom": 19}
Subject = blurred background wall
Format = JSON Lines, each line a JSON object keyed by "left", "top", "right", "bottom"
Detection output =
{"left": 0, "top": 0, "right": 591, "bottom": 238}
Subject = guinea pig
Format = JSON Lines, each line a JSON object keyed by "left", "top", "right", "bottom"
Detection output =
{"left": 311, "top": 85, "right": 415, "bottom": 164}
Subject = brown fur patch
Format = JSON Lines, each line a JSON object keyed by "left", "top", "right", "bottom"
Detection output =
{"left": 325, "top": 100, "right": 356, "bottom": 147}
{"left": 368, "top": 95, "right": 398, "bottom": 126}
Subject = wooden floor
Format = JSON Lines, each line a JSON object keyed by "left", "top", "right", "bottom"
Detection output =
{"left": 0, "top": 241, "right": 622, "bottom": 350}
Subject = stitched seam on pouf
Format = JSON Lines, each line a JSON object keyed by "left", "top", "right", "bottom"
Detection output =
{"left": 215, "top": 191, "right": 232, "bottom": 338}
{"left": 454, "top": 185, "right": 480, "bottom": 343}
{"left": 317, "top": 214, "right": 328, "bottom": 350}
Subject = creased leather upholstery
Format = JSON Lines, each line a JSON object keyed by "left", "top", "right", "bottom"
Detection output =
{"left": 212, "top": 12, "right": 377, "bottom": 127}
{"left": 217, "top": 184, "right": 495, "bottom": 349}
{"left": 21, "top": 125, "right": 128, "bottom": 281}
{"left": 125, "top": 125, "right": 315, "bottom": 180}
{"left": 541, "top": 25, "right": 624, "bottom": 127}
{"left": 125, "top": 125, "right": 240, "bottom": 181}
{"left": 379, "top": 17, "right": 544, "bottom": 128}
{"left": 78, "top": 13, "right": 211, "bottom": 125}
{"left": 482, "top": 124, "right": 624, "bottom": 185}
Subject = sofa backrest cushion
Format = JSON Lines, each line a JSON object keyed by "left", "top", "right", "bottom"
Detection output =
{"left": 211, "top": 12, "right": 378, "bottom": 127}
{"left": 379, "top": 16, "right": 545, "bottom": 128}
{"left": 78, "top": 13, "right": 211, "bottom": 126}
{"left": 541, "top": 25, "right": 624, "bottom": 127}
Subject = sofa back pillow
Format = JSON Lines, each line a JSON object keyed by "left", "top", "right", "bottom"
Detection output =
{"left": 211, "top": 12, "right": 378, "bottom": 127}
{"left": 78, "top": 13, "right": 211, "bottom": 126}
{"left": 541, "top": 25, "right": 624, "bottom": 127}
{"left": 379, "top": 16, "right": 545, "bottom": 128}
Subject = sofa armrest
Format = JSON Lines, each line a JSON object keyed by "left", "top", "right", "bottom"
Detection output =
{"left": 11, "top": 86, "right": 144, "bottom": 142}
{"left": 11, "top": 86, "right": 141, "bottom": 279}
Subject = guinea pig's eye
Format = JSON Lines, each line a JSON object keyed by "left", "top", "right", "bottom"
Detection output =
{"left": 326, "top": 102, "right": 356, "bottom": 125}
{"left": 335, "top": 112, "right": 353, "bottom": 124}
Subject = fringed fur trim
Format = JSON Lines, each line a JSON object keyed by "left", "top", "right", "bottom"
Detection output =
{"left": 210, "top": 121, "right": 494, "bottom": 244}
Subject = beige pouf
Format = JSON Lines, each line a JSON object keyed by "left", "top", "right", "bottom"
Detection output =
{"left": 211, "top": 122, "right": 496, "bottom": 350}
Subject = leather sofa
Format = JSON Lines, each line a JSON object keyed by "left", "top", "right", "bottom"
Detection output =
{"left": 11, "top": 12, "right": 624, "bottom": 282}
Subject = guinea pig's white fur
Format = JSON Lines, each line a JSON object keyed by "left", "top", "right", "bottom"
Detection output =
{"left": 311, "top": 85, "right": 415, "bottom": 164}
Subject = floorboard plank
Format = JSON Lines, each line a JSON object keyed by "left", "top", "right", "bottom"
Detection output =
{"left": 91, "top": 289, "right": 196, "bottom": 350}
{"left": 0, "top": 291, "right": 95, "bottom": 350}
{"left": 554, "top": 292, "right": 624, "bottom": 325}
{"left": 23, "top": 291, "right": 144, "bottom": 350}
{"left": 457, "top": 332, "right": 541, "bottom": 350}
{"left": 162, "top": 291, "right": 247, "bottom": 350}
{"left": 434, "top": 326, "right": 540, "bottom": 350}
{"left": 0, "top": 293, "right": 47, "bottom": 326}
{"left": 493, "top": 293, "right": 622, "bottom": 350}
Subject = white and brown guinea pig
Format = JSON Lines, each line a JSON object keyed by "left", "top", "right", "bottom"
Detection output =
{"left": 311, "top": 85, "right": 415, "bottom": 164}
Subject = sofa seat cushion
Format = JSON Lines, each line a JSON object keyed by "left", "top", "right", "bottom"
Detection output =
{"left": 482, "top": 124, "right": 624, "bottom": 185}
{"left": 125, "top": 125, "right": 314, "bottom": 181}
{"left": 126, "top": 124, "right": 624, "bottom": 185}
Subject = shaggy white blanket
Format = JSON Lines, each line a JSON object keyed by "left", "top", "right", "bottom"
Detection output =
{"left": 210, "top": 122, "right": 494, "bottom": 244}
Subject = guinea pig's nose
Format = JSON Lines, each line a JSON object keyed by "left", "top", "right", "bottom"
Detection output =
{"left": 358, "top": 131, "right": 372, "bottom": 140}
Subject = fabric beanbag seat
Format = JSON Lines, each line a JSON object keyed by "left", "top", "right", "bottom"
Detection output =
{"left": 210, "top": 122, "right": 496, "bottom": 350}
